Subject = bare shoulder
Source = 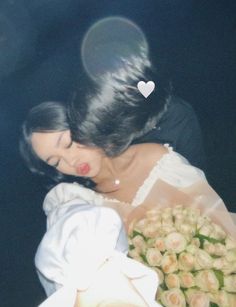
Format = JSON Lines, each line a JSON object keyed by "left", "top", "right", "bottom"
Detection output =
{"left": 136, "top": 143, "right": 168, "bottom": 165}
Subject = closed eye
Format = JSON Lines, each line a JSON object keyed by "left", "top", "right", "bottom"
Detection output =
{"left": 52, "top": 160, "right": 60, "bottom": 168}
{"left": 66, "top": 140, "right": 73, "bottom": 149}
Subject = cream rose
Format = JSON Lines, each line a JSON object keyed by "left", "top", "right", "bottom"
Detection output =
{"left": 211, "top": 223, "right": 226, "bottom": 240}
{"left": 142, "top": 223, "right": 160, "bottom": 238}
{"left": 185, "top": 289, "right": 209, "bottom": 307}
{"left": 190, "top": 237, "right": 200, "bottom": 247}
{"left": 222, "top": 262, "right": 236, "bottom": 275}
{"left": 160, "top": 225, "right": 176, "bottom": 236}
{"left": 165, "top": 273, "right": 180, "bottom": 289}
{"left": 212, "top": 257, "right": 228, "bottom": 270}
{"left": 128, "top": 205, "right": 236, "bottom": 307}
{"left": 198, "top": 224, "right": 214, "bottom": 237}
{"left": 164, "top": 232, "right": 187, "bottom": 253}
{"left": 223, "top": 275, "right": 236, "bottom": 293}
{"left": 172, "top": 205, "right": 184, "bottom": 216}
{"left": 174, "top": 213, "right": 185, "bottom": 224}
{"left": 160, "top": 288, "right": 186, "bottom": 307}
{"left": 178, "top": 252, "right": 195, "bottom": 271}
{"left": 154, "top": 237, "right": 166, "bottom": 252}
{"left": 225, "top": 236, "right": 236, "bottom": 250}
{"left": 161, "top": 211, "right": 173, "bottom": 223}
{"left": 133, "top": 218, "right": 149, "bottom": 233}
{"left": 161, "top": 252, "right": 178, "bottom": 274}
{"left": 146, "top": 248, "right": 162, "bottom": 266}
{"left": 131, "top": 235, "right": 147, "bottom": 254}
{"left": 186, "top": 208, "right": 200, "bottom": 223}
{"left": 177, "top": 223, "right": 195, "bottom": 238}
{"left": 228, "top": 293, "right": 236, "bottom": 306}
{"left": 225, "top": 248, "right": 236, "bottom": 262}
{"left": 186, "top": 244, "right": 198, "bottom": 255}
{"left": 213, "top": 257, "right": 236, "bottom": 274}
{"left": 195, "top": 249, "right": 213, "bottom": 269}
{"left": 196, "top": 216, "right": 211, "bottom": 229}
{"left": 195, "top": 270, "right": 220, "bottom": 292}
{"left": 146, "top": 208, "right": 161, "bottom": 219}
{"left": 147, "top": 215, "right": 162, "bottom": 223}
{"left": 128, "top": 248, "right": 143, "bottom": 263}
{"left": 214, "top": 243, "right": 227, "bottom": 256}
{"left": 162, "top": 219, "right": 174, "bottom": 228}
{"left": 203, "top": 241, "right": 216, "bottom": 255}
{"left": 208, "top": 290, "right": 230, "bottom": 307}
{"left": 178, "top": 272, "right": 195, "bottom": 288}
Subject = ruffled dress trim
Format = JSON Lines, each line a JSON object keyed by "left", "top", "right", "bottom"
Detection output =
{"left": 131, "top": 144, "right": 173, "bottom": 207}
{"left": 43, "top": 144, "right": 205, "bottom": 215}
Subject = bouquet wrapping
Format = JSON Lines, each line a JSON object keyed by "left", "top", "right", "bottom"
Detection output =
{"left": 108, "top": 179, "right": 236, "bottom": 307}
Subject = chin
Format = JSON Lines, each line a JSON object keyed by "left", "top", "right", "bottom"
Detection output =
{"left": 88, "top": 167, "right": 101, "bottom": 179}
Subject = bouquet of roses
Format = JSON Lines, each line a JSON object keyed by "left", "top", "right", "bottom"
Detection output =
{"left": 128, "top": 204, "right": 236, "bottom": 307}
{"left": 121, "top": 180, "right": 236, "bottom": 307}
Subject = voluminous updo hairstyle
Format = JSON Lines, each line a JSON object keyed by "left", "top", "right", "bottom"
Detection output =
{"left": 68, "top": 52, "right": 172, "bottom": 157}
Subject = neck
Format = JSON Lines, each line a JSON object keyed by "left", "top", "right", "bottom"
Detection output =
{"left": 92, "top": 146, "right": 137, "bottom": 192}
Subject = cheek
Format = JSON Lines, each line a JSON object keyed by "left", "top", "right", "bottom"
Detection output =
{"left": 56, "top": 161, "right": 75, "bottom": 175}
{"left": 89, "top": 152, "right": 104, "bottom": 170}
{"left": 83, "top": 148, "right": 104, "bottom": 159}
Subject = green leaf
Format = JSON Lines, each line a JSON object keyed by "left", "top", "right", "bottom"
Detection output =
{"left": 194, "top": 234, "right": 225, "bottom": 248}
{"left": 210, "top": 302, "right": 219, "bottom": 307}
{"left": 160, "top": 283, "right": 168, "bottom": 290}
{"left": 213, "top": 270, "right": 224, "bottom": 288}
{"left": 129, "top": 244, "right": 135, "bottom": 250}
{"left": 131, "top": 230, "right": 146, "bottom": 240}
{"left": 211, "top": 255, "right": 221, "bottom": 259}
{"left": 196, "top": 235, "right": 204, "bottom": 248}
{"left": 140, "top": 253, "right": 148, "bottom": 263}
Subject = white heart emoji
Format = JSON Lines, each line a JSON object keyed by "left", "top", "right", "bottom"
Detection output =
{"left": 137, "top": 81, "right": 155, "bottom": 98}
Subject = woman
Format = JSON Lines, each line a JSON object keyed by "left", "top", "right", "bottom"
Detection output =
{"left": 20, "top": 52, "right": 206, "bottom": 201}
{"left": 19, "top": 97, "right": 206, "bottom": 306}
{"left": 19, "top": 59, "right": 207, "bottom": 306}
{"left": 20, "top": 101, "right": 205, "bottom": 206}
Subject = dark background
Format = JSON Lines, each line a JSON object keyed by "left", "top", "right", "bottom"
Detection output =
{"left": 0, "top": 0, "right": 235, "bottom": 306}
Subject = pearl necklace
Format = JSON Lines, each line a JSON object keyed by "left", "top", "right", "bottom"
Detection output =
{"left": 114, "top": 179, "right": 120, "bottom": 185}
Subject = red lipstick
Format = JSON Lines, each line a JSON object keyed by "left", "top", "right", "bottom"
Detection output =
{"left": 76, "top": 163, "right": 90, "bottom": 176}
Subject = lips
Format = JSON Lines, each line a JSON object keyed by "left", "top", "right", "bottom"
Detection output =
{"left": 76, "top": 163, "right": 90, "bottom": 176}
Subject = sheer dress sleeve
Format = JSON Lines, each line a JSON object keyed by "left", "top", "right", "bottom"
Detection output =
{"left": 132, "top": 144, "right": 207, "bottom": 207}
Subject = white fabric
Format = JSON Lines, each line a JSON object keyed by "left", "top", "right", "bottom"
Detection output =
{"left": 36, "top": 202, "right": 161, "bottom": 306}
{"left": 37, "top": 147, "right": 206, "bottom": 306}
{"left": 43, "top": 146, "right": 206, "bottom": 214}
{"left": 132, "top": 144, "right": 206, "bottom": 206}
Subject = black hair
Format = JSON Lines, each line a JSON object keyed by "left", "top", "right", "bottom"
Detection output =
{"left": 68, "top": 56, "right": 172, "bottom": 157}
{"left": 19, "top": 101, "right": 94, "bottom": 188}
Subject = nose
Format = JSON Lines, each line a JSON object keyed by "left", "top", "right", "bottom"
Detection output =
{"left": 62, "top": 149, "right": 78, "bottom": 168}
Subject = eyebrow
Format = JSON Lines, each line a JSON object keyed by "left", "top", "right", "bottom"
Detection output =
{"left": 46, "top": 132, "right": 64, "bottom": 163}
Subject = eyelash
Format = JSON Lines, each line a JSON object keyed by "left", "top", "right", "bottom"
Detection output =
{"left": 52, "top": 141, "right": 73, "bottom": 168}
{"left": 66, "top": 140, "right": 73, "bottom": 148}
{"left": 53, "top": 161, "right": 60, "bottom": 168}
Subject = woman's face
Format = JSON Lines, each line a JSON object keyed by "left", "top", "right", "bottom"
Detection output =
{"left": 31, "top": 130, "right": 104, "bottom": 178}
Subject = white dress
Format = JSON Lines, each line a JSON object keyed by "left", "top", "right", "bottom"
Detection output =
{"left": 36, "top": 146, "right": 206, "bottom": 307}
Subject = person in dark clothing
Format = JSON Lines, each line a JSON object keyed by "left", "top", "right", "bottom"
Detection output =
{"left": 20, "top": 50, "right": 206, "bottom": 189}
{"left": 133, "top": 96, "right": 206, "bottom": 171}
{"left": 68, "top": 52, "right": 206, "bottom": 172}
